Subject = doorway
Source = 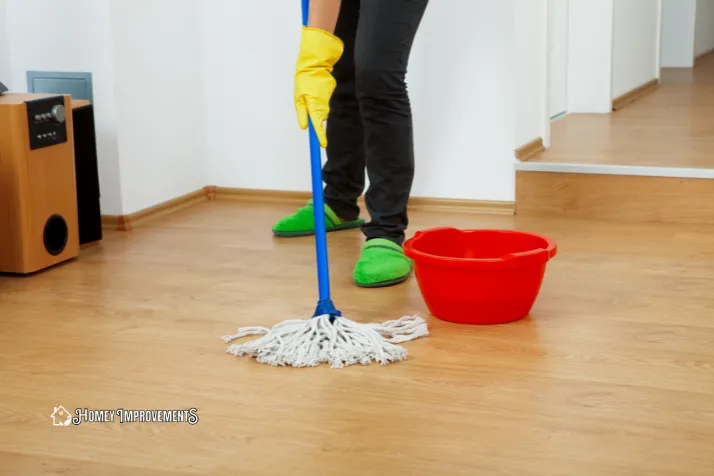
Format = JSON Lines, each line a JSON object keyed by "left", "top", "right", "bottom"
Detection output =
{"left": 548, "top": 0, "right": 569, "bottom": 119}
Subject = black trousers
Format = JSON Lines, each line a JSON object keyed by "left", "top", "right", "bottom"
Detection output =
{"left": 323, "top": 0, "right": 429, "bottom": 246}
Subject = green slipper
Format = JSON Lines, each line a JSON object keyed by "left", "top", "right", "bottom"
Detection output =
{"left": 353, "top": 238, "right": 413, "bottom": 288}
{"left": 272, "top": 200, "right": 364, "bottom": 237}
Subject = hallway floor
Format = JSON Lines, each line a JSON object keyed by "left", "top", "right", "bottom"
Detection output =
{"left": 2, "top": 201, "right": 714, "bottom": 475}
{"left": 533, "top": 53, "right": 714, "bottom": 169}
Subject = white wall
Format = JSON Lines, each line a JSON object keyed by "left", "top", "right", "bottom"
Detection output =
{"left": 205, "top": 0, "right": 518, "bottom": 202}
{"left": 661, "top": 0, "right": 697, "bottom": 67}
{"left": 0, "top": 0, "right": 11, "bottom": 88}
{"left": 4, "top": 0, "right": 124, "bottom": 216}
{"left": 514, "top": 0, "right": 548, "bottom": 148}
{"left": 695, "top": 0, "right": 714, "bottom": 57}
{"left": 5, "top": 0, "right": 519, "bottom": 209}
{"left": 660, "top": 0, "right": 697, "bottom": 68}
{"left": 202, "top": 1, "right": 311, "bottom": 194}
{"left": 611, "top": 0, "right": 661, "bottom": 99}
{"left": 660, "top": 0, "right": 714, "bottom": 66}
{"left": 4, "top": 0, "right": 206, "bottom": 215}
{"left": 567, "top": 0, "right": 614, "bottom": 113}
{"left": 411, "top": 0, "right": 515, "bottom": 201}
{"left": 110, "top": 0, "right": 206, "bottom": 214}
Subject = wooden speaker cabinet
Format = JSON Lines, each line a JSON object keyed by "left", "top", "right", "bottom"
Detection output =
{"left": 0, "top": 93, "right": 80, "bottom": 274}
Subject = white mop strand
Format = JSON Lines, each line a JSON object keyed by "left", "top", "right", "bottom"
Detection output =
{"left": 221, "top": 314, "right": 428, "bottom": 369}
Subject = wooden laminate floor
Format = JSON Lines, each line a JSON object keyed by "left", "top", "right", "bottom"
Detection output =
{"left": 2, "top": 201, "right": 714, "bottom": 475}
{"left": 534, "top": 53, "right": 714, "bottom": 168}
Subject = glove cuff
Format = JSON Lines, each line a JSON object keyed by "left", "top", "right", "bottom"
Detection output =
{"left": 299, "top": 26, "right": 345, "bottom": 69}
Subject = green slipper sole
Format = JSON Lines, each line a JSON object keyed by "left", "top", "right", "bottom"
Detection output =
{"left": 273, "top": 219, "right": 365, "bottom": 237}
{"left": 353, "top": 238, "right": 413, "bottom": 288}
{"left": 354, "top": 273, "right": 412, "bottom": 289}
{"left": 272, "top": 200, "right": 364, "bottom": 237}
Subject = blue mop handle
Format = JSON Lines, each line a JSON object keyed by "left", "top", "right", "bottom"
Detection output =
{"left": 301, "top": 0, "right": 338, "bottom": 316}
{"left": 308, "top": 115, "right": 332, "bottom": 304}
{"left": 301, "top": 0, "right": 310, "bottom": 27}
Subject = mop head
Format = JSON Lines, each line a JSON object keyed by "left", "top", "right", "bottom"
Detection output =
{"left": 221, "top": 314, "right": 428, "bottom": 369}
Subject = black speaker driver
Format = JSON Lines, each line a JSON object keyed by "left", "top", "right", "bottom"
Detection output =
{"left": 44, "top": 214, "right": 69, "bottom": 256}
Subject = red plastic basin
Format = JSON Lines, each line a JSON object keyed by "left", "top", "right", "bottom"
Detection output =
{"left": 403, "top": 228, "right": 557, "bottom": 325}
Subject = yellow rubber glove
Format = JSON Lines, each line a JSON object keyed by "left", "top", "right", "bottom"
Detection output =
{"left": 294, "top": 26, "right": 344, "bottom": 148}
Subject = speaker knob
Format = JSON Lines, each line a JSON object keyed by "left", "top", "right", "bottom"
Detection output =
{"left": 51, "top": 105, "right": 66, "bottom": 123}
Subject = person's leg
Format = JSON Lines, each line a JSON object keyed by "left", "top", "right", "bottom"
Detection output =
{"left": 322, "top": 0, "right": 365, "bottom": 223}
{"left": 272, "top": 1, "right": 365, "bottom": 237}
{"left": 355, "top": 0, "right": 429, "bottom": 246}
{"left": 350, "top": 0, "right": 428, "bottom": 287}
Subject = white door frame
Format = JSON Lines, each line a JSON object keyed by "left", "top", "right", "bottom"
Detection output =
{"left": 543, "top": 0, "right": 570, "bottom": 148}
{"left": 547, "top": 0, "right": 569, "bottom": 120}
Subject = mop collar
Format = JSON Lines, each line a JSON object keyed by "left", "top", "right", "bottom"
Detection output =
{"left": 313, "top": 298, "right": 341, "bottom": 319}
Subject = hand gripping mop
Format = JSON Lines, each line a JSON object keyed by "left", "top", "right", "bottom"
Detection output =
{"left": 220, "top": 0, "right": 428, "bottom": 369}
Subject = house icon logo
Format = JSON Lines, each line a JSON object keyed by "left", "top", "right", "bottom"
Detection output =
{"left": 51, "top": 406, "right": 72, "bottom": 426}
